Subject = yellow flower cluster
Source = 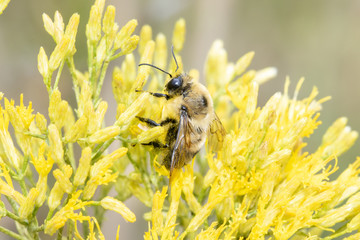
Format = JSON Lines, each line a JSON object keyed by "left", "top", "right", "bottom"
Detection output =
{"left": 0, "top": 0, "right": 359, "bottom": 239}
{"left": 0, "top": 0, "right": 139, "bottom": 239}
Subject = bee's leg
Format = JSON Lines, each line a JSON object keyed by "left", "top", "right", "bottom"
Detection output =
{"left": 135, "top": 89, "right": 169, "bottom": 100}
{"left": 136, "top": 116, "right": 160, "bottom": 127}
{"left": 142, "top": 140, "right": 169, "bottom": 149}
{"left": 137, "top": 117, "right": 177, "bottom": 127}
{"left": 159, "top": 118, "right": 177, "bottom": 126}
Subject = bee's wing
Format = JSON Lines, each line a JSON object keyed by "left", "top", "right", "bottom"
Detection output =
{"left": 170, "top": 107, "right": 194, "bottom": 175}
{"left": 208, "top": 113, "right": 226, "bottom": 152}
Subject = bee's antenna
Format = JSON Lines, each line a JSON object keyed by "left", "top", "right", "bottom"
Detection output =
{"left": 138, "top": 63, "right": 173, "bottom": 78}
{"left": 171, "top": 45, "right": 179, "bottom": 73}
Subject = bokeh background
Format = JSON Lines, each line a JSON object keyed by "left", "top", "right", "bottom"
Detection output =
{"left": 1, "top": 0, "right": 360, "bottom": 239}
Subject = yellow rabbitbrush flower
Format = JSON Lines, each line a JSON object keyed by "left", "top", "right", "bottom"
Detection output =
{"left": 135, "top": 21, "right": 360, "bottom": 239}
{"left": 0, "top": 0, "right": 360, "bottom": 239}
{"left": 0, "top": 0, "right": 140, "bottom": 238}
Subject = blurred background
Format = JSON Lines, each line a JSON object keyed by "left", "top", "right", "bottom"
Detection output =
{"left": 1, "top": 0, "right": 360, "bottom": 239}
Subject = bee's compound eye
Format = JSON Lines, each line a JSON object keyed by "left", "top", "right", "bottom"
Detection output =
{"left": 167, "top": 76, "right": 183, "bottom": 91}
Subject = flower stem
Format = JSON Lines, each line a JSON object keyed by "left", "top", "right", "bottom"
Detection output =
{"left": 88, "top": 42, "right": 96, "bottom": 90}
{"left": 94, "top": 56, "right": 110, "bottom": 103}
{"left": 91, "top": 138, "right": 115, "bottom": 163}
{"left": 66, "top": 57, "right": 80, "bottom": 106}
{"left": 53, "top": 59, "right": 65, "bottom": 91}
{"left": 6, "top": 211, "right": 28, "bottom": 225}
{"left": 0, "top": 225, "right": 23, "bottom": 240}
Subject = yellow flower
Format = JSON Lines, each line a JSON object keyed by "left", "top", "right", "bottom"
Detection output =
{"left": 19, "top": 188, "right": 39, "bottom": 219}
{"left": 100, "top": 196, "right": 136, "bottom": 222}
{"left": 83, "top": 148, "right": 127, "bottom": 200}
{"left": 73, "top": 147, "right": 92, "bottom": 187}
{"left": 45, "top": 191, "right": 92, "bottom": 235}
{"left": 88, "top": 125, "right": 121, "bottom": 144}
{"left": 48, "top": 124, "right": 65, "bottom": 169}
{"left": 0, "top": 164, "right": 25, "bottom": 205}
{"left": 48, "top": 165, "right": 73, "bottom": 211}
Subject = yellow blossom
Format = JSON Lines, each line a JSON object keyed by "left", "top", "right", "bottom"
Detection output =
{"left": 151, "top": 186, "right": 167, "bottom": 236}
{"left": 64, "top": 13, "right": 80, "bottom": 55}
{"left": 88, "top": 125, "right": 121, "bottom": 144}
{"left": 0, "top": 178, "right": 25, "bottom": 205}
{"left": 120, "top": 35, "right": 140, "bottom": 55}
{"left": 114, "top": 19, "right": 138, "bottom": 50}
{"left": 38, "top": 47, "right": 49, "bottom": 78}
{"left": 54, "top": 11, "right": 64, "bottom": 43}
{"left": 19, "top": 188, "right": 39, "bottom": 219}
{"left": 35, "top": 112, "right": 47, "bottom": 134}
{"left": 162, "top": 171, "right": 183, "bottom": 240}
{"left": 116, "top": 92, "right": 151, "bottom": 126}
{"left": 64, "top": 115, "right": 88, "bottom": 143}
{"left": 82, "top": 148, "right": 127, "bottom": 200}
{"left": 73, "top": 147, "right": 92, "bottom": 187}
{"left": 172, "top": 18, "right": 186, "bottom": 52}
{"left": 102, "top": 5, "right": 115, "bottom": 35}
{"left": 0, "top": 107, "right": 21, "bottom": 169}
{"left": 138, "top": 25, "right": 152, "bottom": 56}
{"left": 48, "top": 124, "right": 65, "bottom": 169}
{"left": 48, "top": 89, "right": 69, "bottom": 129}
{"left": 154, "top": 33, "right": 167, "bottom": 71}
{"left": 86, "top": 5, "right": 102, "bottom": 44}
{"left": 45, "top": 191, "right": 90, "bottom": 235}
{"left": 53, "top": 168, "right": 73, "bottom": 194}
{"left": 42, "top": 13, "right": 55, "bottom": 38}
{"left": 49, "top": 36, "right": 70, "bottom": 71}
{"left": 100, "top": 196, "right": 136, "bottom": 222}
{"left": 90, "top": 147, "right": 127, "bottom": 177}
{"left": 137, "top": 126, "right": 165, "bottom": 144}
{"left": 48, "top": 164, "right": 73, "bottom": 211}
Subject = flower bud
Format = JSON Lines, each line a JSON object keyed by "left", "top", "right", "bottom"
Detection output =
{"left": 101, "top": 196, "right": 136, "bottom": 222}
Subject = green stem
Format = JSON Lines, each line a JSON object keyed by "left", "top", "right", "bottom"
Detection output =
{"left": 21, "top": 155, "right": 30, "bottom": 176}
{"left": 64, "top": 143, "right": 76, "bottom": 170}
{"left": 0, "top": 225, "right": 23, "bottom": 240}
{"left": 44, "top": 73, "right": 52, "bottom": 95}
{"left": 123, "top": 143, "right": 153, "bottom": 197}
{"left": 31, "top": 225, "right": 44, "bottom": 233}
{"left": 109, "top": 51, "right": 123, "bottom": 61}
{"left": 5, "top": 196, "right": 19, "bottom": 214}
{"left": 88, "top": 42, "right": 96, "bottom": 90}
{"left": 95, "top": 185, "right": 112, "bottom": 226}
{"left": 66, "top": 57, "right": 80, "bottom": 108}
{"left": 53, "top": 60, "right": 65, "bottom": 91}
{"left": 81, "top": 209, "right": 89, "bottom": 238}
{"left": 116, "top": 136, "right": 137, "bottom": 144}
{"left": 94, "top": 57, "right": 110, "bottom": 103}
{"left": 6, "top": 211, "right": 28, "bottom": 225}
{"left": 91, "top": 138, "right": 115, "bottom": 163}
{"left": 18, "top": 179, "right": 28, "bottom": 197}
{"left": 24, "top": 132, "right": 46, "bottom": 140}
{"left": 67, "top": 220, "right": 74, "bottom": 240}
{"left": 56, "top": 227, "right": 64, "bottom": 240}
{"left": 46, "top": 209, "right": 54, "bottom": 221}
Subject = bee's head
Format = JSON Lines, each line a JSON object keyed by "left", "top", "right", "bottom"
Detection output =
{"left": 165, "top": 75, "right": 183, "bottom": 92}
{"left": 165, "top": 74, "right": 192, "bottom": 96}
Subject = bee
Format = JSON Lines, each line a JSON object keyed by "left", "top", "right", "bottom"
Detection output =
{"left": 136, "top": 47, "right": 226, "bottom": 177}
